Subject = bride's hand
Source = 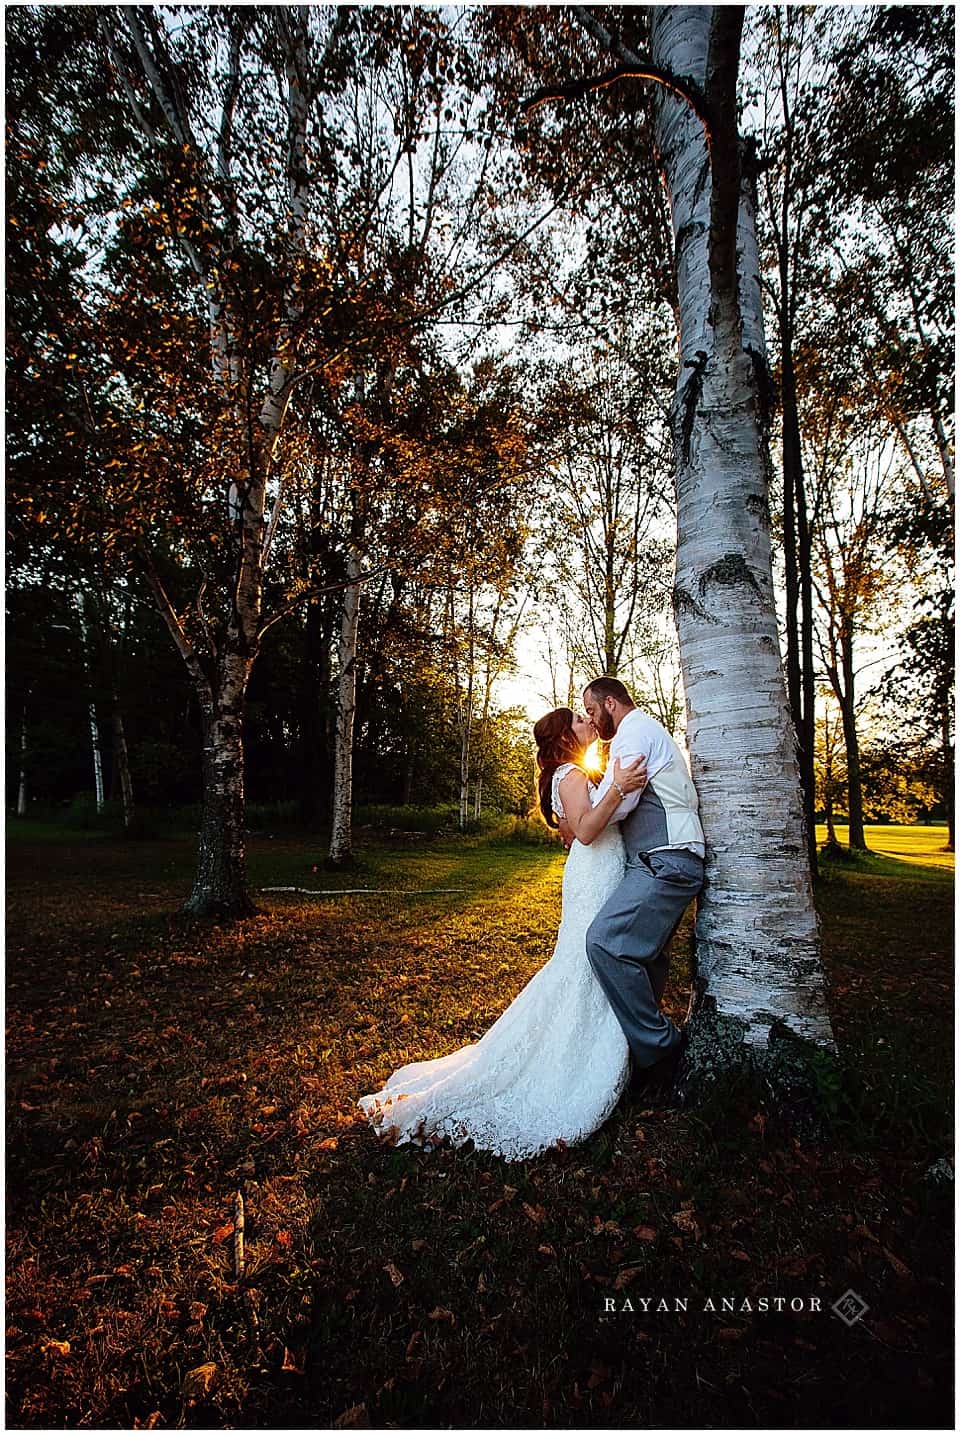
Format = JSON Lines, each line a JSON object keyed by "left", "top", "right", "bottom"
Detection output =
{"left": 614, "top": 755, "right": 647, "bottom": 794}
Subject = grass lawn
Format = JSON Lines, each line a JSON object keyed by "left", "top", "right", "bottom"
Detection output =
{"left": 6, "top": 822, "right": 954, "bottom": 1429}
{"left": 815, "top": 823, "right": 954, "bottom": 871}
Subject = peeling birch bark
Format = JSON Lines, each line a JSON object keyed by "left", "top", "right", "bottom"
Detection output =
{"left": 650, "top": 6, "right": 835, "bottom": 1058}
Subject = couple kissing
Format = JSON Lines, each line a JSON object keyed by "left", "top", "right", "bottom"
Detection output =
{"left": 358, "top": 677, "right": 704, "bottom": 1160}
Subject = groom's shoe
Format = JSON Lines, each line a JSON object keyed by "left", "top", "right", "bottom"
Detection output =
{"left": 630, "top": 1027, "right": 689, "bottom": 1094}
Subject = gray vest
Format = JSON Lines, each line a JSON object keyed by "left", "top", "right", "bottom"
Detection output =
{"left": 620, "top": 787, "right": 672, "bottom": 856}
{"left": 618, "top": 761, "right": 704, "bottom": 857}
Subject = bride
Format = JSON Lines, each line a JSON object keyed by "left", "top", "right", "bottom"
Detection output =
{"left": 357, "top": 707, "right": 646, "bottom": 1161}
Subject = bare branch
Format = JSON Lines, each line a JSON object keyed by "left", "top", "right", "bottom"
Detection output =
{"left": 522, "top": 63, "right": 711, "bottom": 133}
{"left": 256, "top": 566, "right": 391, "bottom": 640}
{"left": 137, "top": 549, "right": 214, "bottom": 701}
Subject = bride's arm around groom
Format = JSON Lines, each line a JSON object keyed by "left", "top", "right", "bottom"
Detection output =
{"left": 556, "top": 756, "right": 648, "bottom": 847}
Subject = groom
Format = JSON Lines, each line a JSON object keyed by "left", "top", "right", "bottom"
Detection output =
{"left": 563, "top": 676, "right": 705, "bottom": 1083}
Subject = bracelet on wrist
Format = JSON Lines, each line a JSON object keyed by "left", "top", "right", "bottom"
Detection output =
{"left": 612, "top": 780, "right": 626, "bottom": 800}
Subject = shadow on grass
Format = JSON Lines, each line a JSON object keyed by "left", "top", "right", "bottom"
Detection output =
{"left": 818, "top": 842, "right": 954, "bottom": 884}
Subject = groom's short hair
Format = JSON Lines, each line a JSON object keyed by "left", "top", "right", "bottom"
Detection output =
{"left": 585, "top": 676, "right": 634, "bottom": 708}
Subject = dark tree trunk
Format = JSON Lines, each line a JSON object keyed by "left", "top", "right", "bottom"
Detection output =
{"left": 604, "top": 539, "right": 617, "bottom": 675}
{"left": 298, "top": 593, "right": 333, "bottom": 827}
{"left": 941, "top": 706, "right": 954, "bottom": 852}
{"left": 780, "top": 350, "right": 802, "bottom": 718}
{"left": 797, "top": 470, "right": 817, "bottom": 866}
{"left": 329, "top": 546, "right": 362, "bottom": 864}
{"left": 17, "top": 702, "right": 28, "bottom": 817}
{"left": 402, "top": 754, "right": 415, "bottom": 806}
{"left": 112, "top": 704, "right": 135, "bottom": 829}
{"left": 839, "top": 629, "right": 867, "bottom": 852}
{"left": 92, "top": 590, "right": 136, "bottom": 829}
{"left": 184, "top": 658, "right": 257, "bottom": 917}
{"left": 821, "top": 741, "right": 841, "bottom": 851}
{"left": 780, "top": 339, "right": 818, "bottom": 878}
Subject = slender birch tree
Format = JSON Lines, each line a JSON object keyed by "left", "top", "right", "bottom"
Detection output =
{"left": 97, "top": 7, "right": 329, "bottom": 913}
{"left": 16, "top": 705, "right": 29, "bottom": 819}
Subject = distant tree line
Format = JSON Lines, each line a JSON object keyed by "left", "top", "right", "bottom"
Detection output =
{"left": 6, "top": 3, "right": 954, "bottom": 907}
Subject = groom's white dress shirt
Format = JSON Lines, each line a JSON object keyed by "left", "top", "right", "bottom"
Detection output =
{"left": 593, "top": 708, "right": 705, "bottom": 858}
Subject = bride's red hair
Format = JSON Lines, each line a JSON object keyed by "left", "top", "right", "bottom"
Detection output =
{"left": 533, "top": 707, "right": 583, "bottom": 829}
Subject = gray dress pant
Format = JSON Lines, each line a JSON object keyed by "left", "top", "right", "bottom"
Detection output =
{"left": 585, "top": 847, "right": 704, "bottom": 1070}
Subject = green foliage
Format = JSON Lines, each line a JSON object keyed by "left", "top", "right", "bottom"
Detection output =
{"left": 493, "top": 814, "right": 560, "bottom": 847}
{"left": 243, "top": 801, "right": 303, "bottom": 832}
{"left": 813, "top": 1034, "right": 950, "bottom": 1158}
{"left": 354, "top": 804, "right": 462, "bottom": 835}
{"left": 60, "top": 795, "right": 120, "bottom": 831}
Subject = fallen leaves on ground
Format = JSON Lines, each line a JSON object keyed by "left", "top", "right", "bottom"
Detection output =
{"left": 5, "top": 831, "right": 953, "bottom": 1430}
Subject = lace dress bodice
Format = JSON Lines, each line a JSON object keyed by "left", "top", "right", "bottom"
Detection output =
{"left": 357, "top": 761, "right": 629, "bottom": 1159}
{"left": 551, "top": 760, "right": 583, "bottom": 821}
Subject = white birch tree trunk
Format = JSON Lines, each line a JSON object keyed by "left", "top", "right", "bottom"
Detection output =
{"left": 328, "top": 546, "right": 363, "bottom": 864}
{"left": 458, "top": 590, "right": 475, "bottom": 832}
{"left": 932, "top": 412, "right": 954, "bottom": 500}
{"left": 459, "top": 708, "right": 471, "bottom": 830}
{"left": 650, "top": 6, "right": 834, "bottom": 1056}
{"left": 77, "top": 593, "right": 105, "bottom": 814}
{"left": 89, "top": 704, "right": 105, "bottom": 814}
{"left": 17, "top": 703, "right": 28, "bottom": 817}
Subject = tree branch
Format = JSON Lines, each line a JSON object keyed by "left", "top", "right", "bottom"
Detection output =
{"left": 286, "top": 194, "right": 570, "bottom": 388}
{"left": 216, "top": 23, "right": 243, "bottom": 188}
{"left": 522, "top": 63, "right": 711, "bottom": 134}
{"left": 256, "top": 567, "right": 391, "bottom": 640}
{"left": 122, "top": 8, "right": 194, "bottom": 150}
{"left": 98, "top": 14, "right": 159, "bottom": 144}
{"left": 137, "top": 549, "right": 214, "bottom": 700}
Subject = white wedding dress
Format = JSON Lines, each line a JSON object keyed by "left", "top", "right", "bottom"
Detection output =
{"left": 357, "top": 763, "right": 630, "bottom": 1160}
